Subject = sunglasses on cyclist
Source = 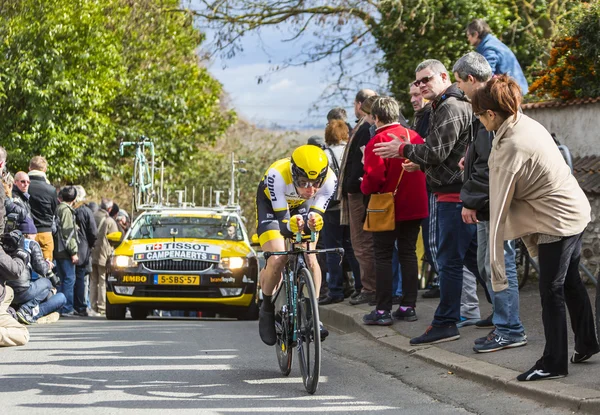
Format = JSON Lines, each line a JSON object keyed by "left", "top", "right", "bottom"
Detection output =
{"left": 413, "top": 73, "right": 439, "bottom": 87}
{"left": 295, "top": 178, "right": 322, "bottom": 189}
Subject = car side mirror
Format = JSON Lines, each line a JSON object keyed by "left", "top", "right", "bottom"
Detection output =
{"left": 107, "top": 231, "right": 123, "bottom": 247}
{"left": 250, "top": 233, "right": 260, "bottom": 247}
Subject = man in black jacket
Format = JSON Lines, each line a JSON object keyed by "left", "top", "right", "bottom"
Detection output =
{"left": 28, "top": 156, "right": 58, "bottom": 261}
{"left": 374, "top": 59, "right": 480, "bottom": 345}
{"left": 5, "top": 171, "right": 36, "bottom": 233}
{"left": 73, "top": 186, "right": 98, "bottom": 316}
{"left": 338, "top": 89, "right": 378, "bottom": 306}
{"left": 453, "top": 51, "right": 526, "bottom": 353}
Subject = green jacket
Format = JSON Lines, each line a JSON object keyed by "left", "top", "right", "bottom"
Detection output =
{"left": 55, "top": 202, "right": 79, "bottom": 259}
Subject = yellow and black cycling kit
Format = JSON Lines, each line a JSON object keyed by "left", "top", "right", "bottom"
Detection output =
{"left": 256, "top": 158, "right": 336, "bottom": 246}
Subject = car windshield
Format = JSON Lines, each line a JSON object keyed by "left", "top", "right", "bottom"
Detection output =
{"left": 129, "top": 214, "right": 243, "bottom": 241}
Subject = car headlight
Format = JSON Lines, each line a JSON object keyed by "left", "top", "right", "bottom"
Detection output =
{"left": 220, "top": 256, "right": 247, "bottom": 270}
{"left": 112, "top": 255, "right": 137, "bottom": 268}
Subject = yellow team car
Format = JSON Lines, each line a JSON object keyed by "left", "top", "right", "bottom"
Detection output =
{"left": 105, "top": 207, "right": 259, "bottom": 320}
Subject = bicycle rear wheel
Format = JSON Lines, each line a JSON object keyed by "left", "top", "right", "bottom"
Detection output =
{"left": 296, "top": 267, "right": 321, "bottom": 394}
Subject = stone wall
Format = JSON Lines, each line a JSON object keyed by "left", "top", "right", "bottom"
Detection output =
{"left": 582, "top": 193, "right": 600, "bottom": 278}
{"left": 522, "top": 101, "right": 600, "bottom": 158}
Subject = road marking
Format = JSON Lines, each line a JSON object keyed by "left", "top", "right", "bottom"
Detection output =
{"left": 244, "top": 377, "right": 328, "bottom": 384}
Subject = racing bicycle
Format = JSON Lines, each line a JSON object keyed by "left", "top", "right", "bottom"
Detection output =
{"left": 120, "top": 136, "right": 155, "bottom": 212}
{"left": 264, "top": 232, "right": 343, "bottom": 394}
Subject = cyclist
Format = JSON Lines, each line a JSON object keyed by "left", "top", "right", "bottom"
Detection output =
{"left": 256, "top": 144, "right": 336, "bottom": 346}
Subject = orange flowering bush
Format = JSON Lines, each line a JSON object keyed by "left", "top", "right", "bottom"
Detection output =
{"left": 529, "top": 3, "right": 600, "bottom": 100}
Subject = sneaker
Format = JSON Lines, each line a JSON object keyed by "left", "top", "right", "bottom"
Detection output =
{"left": 410, "top": 324, "right": 460, "bottom": 345}
{"left": 60, "top": 311, "right": 76, "bottom": 317}
{"left": 87, "top": 308, "right": 101, "bottom": 317}
{"left": 16, "top": 309, "right": 35, "bottom": 325}
{"left": 362, "top": 309, "right": 393, "bottom": 326}
{"left": 392, "top": 306, "right": 418, "bottom": 321}
{"left": 517, "top": 364, "right": 566, "bottom": 381}
{"left": 318, "top": 296, "right": 344, "bottom": 306}
{"left": 349, "top": 291, "right": 375, "bottom": 306}
{"left": 570, "top": 349, "right": 599, "bottom": 364}
{"left": 74, "top": 309, "right": 89, "bottom": 317}
{"left": 475, "top": 313, "right": 495, "bottom": 329}
{"left": 456, "top": 316, "right": 479, "bottom": 328}
{"left": 36, "top": 312, "right": 60, "bottom": 325}
{"left": 258, "top": 309, "right": 277, "bottom": 346}
{"left": 474, "top": 329, "right": 496, "bottom": 345}
{"left": 350, "top": 289, "right": 362, "bottom": 300}
{"left": 422, "top": 286, "right": 440, "bottom": 299}
{"left": 473, "top": 333, "right": 527, "bottom": 353}
{"left": 319, "top": 322, "right": 329, "bottom": 341}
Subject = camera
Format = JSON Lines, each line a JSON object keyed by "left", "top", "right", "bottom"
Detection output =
{"left": 0, "top": 230, "right": 24, "bottom": 254}
{"left": 45, "top": 270, "right": 61, "bottom": 288}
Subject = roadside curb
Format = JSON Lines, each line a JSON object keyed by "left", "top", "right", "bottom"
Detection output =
{"left": 320, "top": 303, "right": 600, "bottom": 414}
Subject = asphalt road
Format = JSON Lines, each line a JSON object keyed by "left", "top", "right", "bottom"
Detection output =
{"left": 0, "top": 317, "right": 573, "bottom": 415}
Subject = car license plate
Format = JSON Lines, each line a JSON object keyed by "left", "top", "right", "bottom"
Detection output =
{"left": 154, "top": 275, "right": 200, "bottom": 285}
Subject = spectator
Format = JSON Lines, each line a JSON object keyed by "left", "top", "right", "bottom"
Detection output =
{"left": 0, "top": 146, "right": 29, "bottom": 346}
{"left": 466, "top": 18, "right": 528, "bottom": 95}
{"left": 453, "top": 51, "right": 526, "bottom": 351}
{"left": 408, "top": 82, "right": 440, "bottom": 300}
{"left": 91, "top": 198, "right": 118, "bottom": 315}
{"left": 361, "top": 97, "right": 428, "bottom": 325}
{"left": 28, "top": 156, "right": 59, "bottom": 261}
{"left": 4, "top": 171, "right": 35, "bottom": 233}
{"left": 73, "top": 186, "right": 98, "bottom": 317}
{"left": 319, "top": 119, "right": 361, "bottom": 305}
{"left": 0, "top": 146, "right": 10, "bottom": 233}
{"left": 337, "top": 89, "right": 378, "bottom": 306}
{"left": 306, "top": 135, "right": 329, "bottom": 299}
{"left": 0, "top": 246, "right": 30, "bottom": 346}
{"left": 4, "top": 229, "right": 65, "bottom": 325}
{"left": 472, "top": 74, "right": 599, "bottom": 381}
{"left": 54, "top": 186, "right": 79, "bottom": 316}
{"left": 327, "top": 107, "right": 352, "bottom": 132}
{"left": 374, "top": 59, "right": 479, "bottom": 345}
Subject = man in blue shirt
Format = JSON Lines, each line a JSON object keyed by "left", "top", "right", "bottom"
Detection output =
{"left": 466, "top": 19, "right": 528, "bottom": 95}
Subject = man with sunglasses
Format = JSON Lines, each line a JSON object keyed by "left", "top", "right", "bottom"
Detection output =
{"left": 255, "top": 144, "right": 336, "bottom": 346}
{"left": 374, "top": 59, "right": 479, "bottom": 345}
{"left": 5, "top": 172, "right": 36, "bottom": 234}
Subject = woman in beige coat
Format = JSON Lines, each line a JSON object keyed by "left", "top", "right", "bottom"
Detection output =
{"left": 472, "top": 75, "right": 599, "bottom": 382}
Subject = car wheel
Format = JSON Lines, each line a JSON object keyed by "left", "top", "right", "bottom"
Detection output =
{"left": 105, "top": 295, "right": 126, "bottom": 320}
{"left": 237, "top": 296, "right": 259, "bottom": 321}
{"left": 130, "top": 307, "right": 149, "bottom": 320}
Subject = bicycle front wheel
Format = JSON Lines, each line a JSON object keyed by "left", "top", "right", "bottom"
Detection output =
{"left": 296, "top": 267, "right": 321, "bottom": 394}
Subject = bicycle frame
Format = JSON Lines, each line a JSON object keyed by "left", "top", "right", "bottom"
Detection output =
{"left": 264, "top": 233, "right": 344, "bottom": 344}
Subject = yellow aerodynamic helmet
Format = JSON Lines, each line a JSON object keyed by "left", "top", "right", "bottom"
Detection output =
{"left": 290, "top": 145, "right": 329, "bottom": 188}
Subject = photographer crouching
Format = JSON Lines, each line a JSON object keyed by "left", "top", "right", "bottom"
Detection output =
{"left": 2, "top": 226, "right": 66, "bottom": 325}
{"left": 0, "top": 145, "right": 29, "bottom": 346}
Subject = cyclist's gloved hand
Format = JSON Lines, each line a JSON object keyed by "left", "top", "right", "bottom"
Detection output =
{"left": 287, "top": 214, "right": 304, "bottom": 234}
{"left": 307, "top": 212, "right": 323, "bottom": 232}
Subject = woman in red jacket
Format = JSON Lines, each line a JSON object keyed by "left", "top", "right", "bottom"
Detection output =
{"left": 361, "top": 97, "right": 429, "bottom": 325}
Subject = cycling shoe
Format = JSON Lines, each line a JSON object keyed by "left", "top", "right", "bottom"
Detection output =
{"left": 259, "top": 309, "right": 277, "bottom": 346}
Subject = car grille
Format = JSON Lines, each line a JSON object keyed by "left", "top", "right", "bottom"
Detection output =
{"left": 141, "top": 259, "right": 215, "bottom": 272}
{"left": 136, "top": 285, "right": 222, "bottom": 298}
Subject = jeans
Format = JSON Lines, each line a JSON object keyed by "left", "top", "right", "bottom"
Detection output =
{"left": 477, "top": 221, "right": 525, "bottom": 339}
{"left": 13, "top": 278, "right": 66, "bottom": 321}
{"left": 373, "top": 219, "right": 422, "bottom": 311}
{"left": 324, "top": 209, "right": 361, "bottom": 299}
{"left": 56, "top": 258, "right": 76, "bottom": 314}
{"left": 536, "top": 232, "right": 598, "bottom": 374}
{"left": 347, "top": 193, "right": 376, "bottom": 293}
{"left": 432, "top": 202, "right": 479, "bottom": 326}
{"left": 74, "top": 266, "right": 88, "bottom": 313}
{"left": 391, "top": 244, "right": 403, "bottom": 297}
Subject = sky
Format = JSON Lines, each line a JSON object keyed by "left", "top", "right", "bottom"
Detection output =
{"left": 189, "top": 2, "right": 384, "bottom": 130}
